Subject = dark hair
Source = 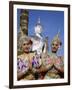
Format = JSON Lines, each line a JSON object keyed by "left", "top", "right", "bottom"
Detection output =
{"left": 28, "top": 40, "right": 33, "bottom": 45}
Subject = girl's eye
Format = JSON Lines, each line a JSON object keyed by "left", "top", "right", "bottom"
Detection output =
{"left": 56, "top": 44, "right": 58, "bottom": 46}
{"left": 23, "top": 43, "right": 28, "bottom": 46}
{"left": 52, "top": 43, "right": 58, "bottom": 46}
{"left": 27, "top": 43, "right": 30, "bottom": 45}
{"left": 52, "top": 44, "right": 54, "bottom": 46}
{"left": 23, "top": 44, "right": 26, "bottom": 45}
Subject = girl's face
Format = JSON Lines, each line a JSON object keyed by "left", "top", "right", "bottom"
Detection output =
{"left": 22, "top": 42, "right": 32, "bottom": 53}
{"left": 51, "top": 41, "right": 59, "bottom": 53}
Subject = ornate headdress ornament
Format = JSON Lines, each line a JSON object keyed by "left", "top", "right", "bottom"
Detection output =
{"left": 51, "top": 30, "right": 62, "bottom": 45}
{"left": 18, "top": 35, "right": 32, "bottom": 47}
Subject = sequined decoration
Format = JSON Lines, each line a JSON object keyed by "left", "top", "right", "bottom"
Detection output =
{"left": 17, "top": 58, "right": 29, "bottom": 73}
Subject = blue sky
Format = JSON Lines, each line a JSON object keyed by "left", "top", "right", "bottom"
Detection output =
{"left": 17, "top": 9, "right": 64, "bottom": 56}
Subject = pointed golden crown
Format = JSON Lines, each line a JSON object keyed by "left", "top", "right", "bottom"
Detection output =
{"left": 51, "top": 30, "right": 62, "bottom": 45}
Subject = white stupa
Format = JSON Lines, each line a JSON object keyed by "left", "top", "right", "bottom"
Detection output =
{"left": 34, "top": 17, "right": 43, "bottom": 36}
{"left": 31, "top": 18, "right": 47, "bottom": 55}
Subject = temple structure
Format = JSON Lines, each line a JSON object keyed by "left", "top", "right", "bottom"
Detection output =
{"left": 20, "top": 9, "right": 29, "bottom": 35}
{"left": 17, "top": 9, "right": 29, "bottom": 55}
{"left": 31, "top": 18, "right": 48, "bottom": 55}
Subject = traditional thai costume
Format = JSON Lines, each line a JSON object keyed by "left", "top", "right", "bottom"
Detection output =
{"left": 43, "top": 53, "right": 64, "bottom": 79}
{"left": 43, "top": 32, "right": 64, "bottom": 79}
{"left": 17, "top": 52, "right": 35, "bottom": 80}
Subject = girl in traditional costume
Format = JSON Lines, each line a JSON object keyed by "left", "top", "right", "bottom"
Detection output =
{"left": 43, "top": 32, "right": 64, "bottom": 79}
{"left": 17, "top": 36, "right": 35, "bottom": 80}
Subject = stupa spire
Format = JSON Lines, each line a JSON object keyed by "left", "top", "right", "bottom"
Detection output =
{"left": 37, "top": 17, "right": 40, "bottom": 24}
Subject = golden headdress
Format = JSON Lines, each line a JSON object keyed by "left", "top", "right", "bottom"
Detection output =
{"left": 18, "top": 35, "right": 32, "bottom": 48}
{"left": 51, "top": 30, "right": 62, "bottom": 46}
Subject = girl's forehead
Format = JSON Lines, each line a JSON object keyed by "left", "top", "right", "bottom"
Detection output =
{"left": 52, "top": 41, "right": 59, "bottom": 45}
{"left": 23, "top": 41, "right": 29, "bottom": 44}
